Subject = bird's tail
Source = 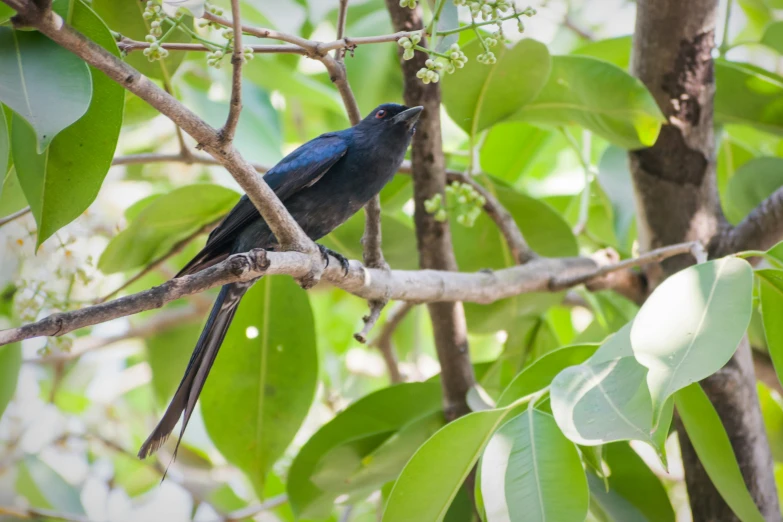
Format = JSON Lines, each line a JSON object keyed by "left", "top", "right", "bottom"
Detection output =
{"left": 137, "top": 281, "right": 250, "bottom": 459}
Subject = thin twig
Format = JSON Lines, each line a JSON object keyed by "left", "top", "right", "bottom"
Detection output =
{"left": 368, "top": 301, "right": 413, "bottom": 383}
{"left": 335, "top": 0, "right": 349, "bottom": 62}
{"left": 0, "top": 206, "right": 31, "bottom": 227}
{"left": 550, "top": 241, "right": 705, "bottom": 290}
{"left": 118, "top": 39, "right": 306, "bottom": 55}
{"left": 220, "top": 0, "right": 244, "bottom": 143}
{"left": 96, "top": 218, "right": 221, "bottom": 304}
{"left": 225, "top": 495, "right": 288, "bottom": 522}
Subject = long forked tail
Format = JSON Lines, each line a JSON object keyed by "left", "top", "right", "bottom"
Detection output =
{"left": 137, "top": 281, "right": 250, "bottom": 459}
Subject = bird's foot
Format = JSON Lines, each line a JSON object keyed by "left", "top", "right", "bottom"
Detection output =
{"left": 317, "top": 244, "right": 350, "bottom": 275}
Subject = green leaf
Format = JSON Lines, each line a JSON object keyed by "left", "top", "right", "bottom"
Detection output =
{"left": 757, "top": 269, "right": 783, "bottom": 391}
{"left": 0, "top": 104, "right": 8, "bottom": 176}
{"left": 674, "top": 383, "right": 766, "bottom": 522}
{"left": 92, "top": 0, "right": 192, "bottom": 79}
{"left": 551, "top": 325, "right": 673, "bottom": 449}
{"left": 513, "top": 55, "right": 664, "bottom": 149}
{"left": 723, "top": 157, "right": 783, "bottom": 224}
{"left": 588, "top": 442, "right": 675, "bottom": 522}
{"left": 762, "top": 21, "right": 783, "bottom": 54}
{"left": 383, "top": 407, "right": 515, "bottom": 522}
{"left": 757, "top": 381, "right": 783, "bottom": 462}
{"left": 480, "top": 122, "right": 554, "bottom": 184}
{"left": 0, "top": 166, "right": 26, "bottom": 217}
{"left": 714, "top": 60, "right": 783, "bottom": 135}
{"left": 289, "top": 382, "right": 443, "bottom": 518}
{"left": 16, "top": 455, "right": 85, "bottom": 515}
{"left": 0, "top": 342, "right": 20, "bottom": 419}
{"left": 442, "top": 39, "right": 551, "bottom": 136}
{"left": 572, "top": 36, "right": 632, "bottom": 70}
{"left": 597, "top": 145, "right": 636, "bottom": 250}
{"left": 496, "top": 344, "right": 599, "bottom": 407}
{"left": 98, "top": 184, "right": 239, "bottom": 274}
{"left": 631, "top": 258, "right": 754, "bottom": 424}
{"left": 0, "top": 28, "right": 92, "bottom": 151}
{"left": 10, "top": 1, "right": 124, "bottom": 246}
{"left": 146, "top": 322, "right": 202, "bottom": 406}
{"left": 0, "top": 3, "right": 14, "bottom": 24}
{"left": 201, "top": 276, "right": 318, "bottom": 496}
{"left": 481, "top": 410, "right": 588, "bottom": 522}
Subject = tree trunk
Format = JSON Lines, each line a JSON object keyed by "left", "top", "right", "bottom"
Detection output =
{"left": 630, "top": 0, "right": 780, "bottom": 519}
{"left": 384, "top": 1, "right": 474, "bottom": 420}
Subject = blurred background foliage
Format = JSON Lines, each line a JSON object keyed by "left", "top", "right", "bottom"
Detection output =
{"left": 3, "top": 0, "right": 783, "bottom": 520}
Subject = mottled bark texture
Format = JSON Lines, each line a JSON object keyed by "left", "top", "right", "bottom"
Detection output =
{"left": 384, "top": 1, "right": 474, "bottom": 421}
{"left": 631, "top": 1, "right": 780, "bottom": 519}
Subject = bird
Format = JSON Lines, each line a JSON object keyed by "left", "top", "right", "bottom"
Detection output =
{"left": 137, "top": 103, "right": 423, "bottom": 459}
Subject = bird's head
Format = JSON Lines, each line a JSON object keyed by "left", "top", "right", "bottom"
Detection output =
{"left": 358, "top": 103, "right": 424, "bottom": 138}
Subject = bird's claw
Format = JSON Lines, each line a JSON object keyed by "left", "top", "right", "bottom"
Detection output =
{"left": 317, "top": 244, "right": 350, "bottom": 275}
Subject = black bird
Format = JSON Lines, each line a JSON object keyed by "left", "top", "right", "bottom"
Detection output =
{"left": 138, "top": 103, "right": 423, "bottom": 459}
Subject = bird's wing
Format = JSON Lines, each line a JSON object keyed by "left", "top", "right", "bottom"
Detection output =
{"left": 176, "top": 133, "right": 348, "bottom": 277}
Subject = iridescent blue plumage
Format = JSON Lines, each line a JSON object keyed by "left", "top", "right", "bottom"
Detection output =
{"left": 139, "top": 103, "right": 423, "bottom": 459}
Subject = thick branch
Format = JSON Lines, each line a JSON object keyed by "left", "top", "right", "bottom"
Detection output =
{"left": 717, "top": 186, "right": 783, "bottom": 256}
{"left": 0, "top": 244, "right": 698, "bottom": 347}
{"left": 220, "top": 0, "right": 243, "bottom": 143}
{"left": 9, "top": 3, "right": 315, "bottom": 259}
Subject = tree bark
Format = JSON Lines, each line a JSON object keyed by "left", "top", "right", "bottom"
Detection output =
{"left": 630, "top": 1, "right": 780, "bottom": 519}
{"left": 384, "top": 1, "right": 475, "bottom": 421}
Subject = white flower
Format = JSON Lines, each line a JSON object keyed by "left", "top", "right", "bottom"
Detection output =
{"left": 162, "top": 0, "right": 205, "bottom": 18}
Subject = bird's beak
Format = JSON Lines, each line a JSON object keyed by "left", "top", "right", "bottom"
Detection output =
{"left": 392, "top": 106, "right": 424, "bottom": 128}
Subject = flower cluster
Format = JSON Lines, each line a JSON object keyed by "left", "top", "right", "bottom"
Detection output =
{"left": 416, "top": 59, "right": 444, "bottom": 84}
{"left": 399, "top": 0, "right": 418, "bottom": 8}
{"left": 397, "top": 32, "right": 422, "bottom": 60}
{"left": 197, "top": 2, "right": 225, "bottom": 29}
{"left": 424, "top": 182, "right": 487, "bottom": 226}
{"left": 142, "top": 0, "right": 165, "bottom": 37}
{"left": 143, "top": 35, "right": 170, "bottom": 62}
{"left": 444, "top": 43, "right": 468, "bottom": 72}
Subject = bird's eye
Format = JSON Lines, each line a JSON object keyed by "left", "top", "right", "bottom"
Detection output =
{"left": 375, "top": 109, "right": 386, "bottom": 119}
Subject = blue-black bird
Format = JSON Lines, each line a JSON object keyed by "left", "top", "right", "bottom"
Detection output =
{"left": 138, "top": 103, "right": 423, "bottom": 458}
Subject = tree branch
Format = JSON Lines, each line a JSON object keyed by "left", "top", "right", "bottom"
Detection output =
{"left": 118, "top": 39, "right": 306, "bottom": 55}
{"left": 0, "top": 206, "right": 31, "bottom": 228}
{"left": 0, "top": 243, "right": 697, "bottom": 347}
{"left": 335, "top": 0, "right": 349, "bottom": 62}
{"left": 220, "top": 0, "right": 244, "bottom": 143}
{"left": 368, "top": 301, "right": 412, "bottom": 383}
{"left": 7, "top": 2, "right": 317, "bottom": 266}
{"left": 717, "top": 186, "right": 783, "bottom": 257}
{"left": 27, "top": 303, "right": 207, "bottom": 364}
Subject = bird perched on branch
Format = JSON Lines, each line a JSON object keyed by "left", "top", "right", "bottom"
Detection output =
{"left": 138, "top": 103, "right": 423, "bottom": 459}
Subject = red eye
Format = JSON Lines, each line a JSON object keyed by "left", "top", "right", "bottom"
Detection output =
{"left": 375, "top": 109, "right": 386, "bottom": 119}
